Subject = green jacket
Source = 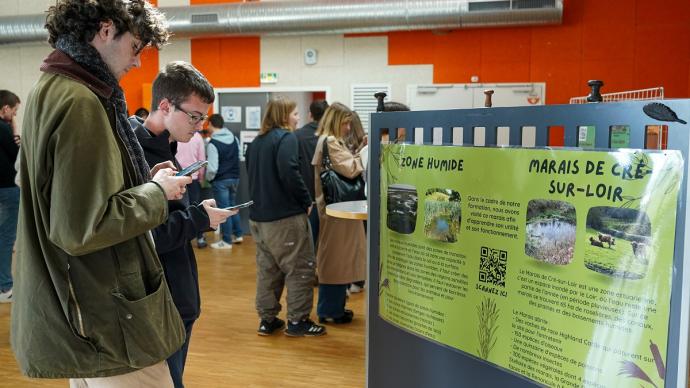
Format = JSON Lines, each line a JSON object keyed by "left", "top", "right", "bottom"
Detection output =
{"left": 11, "top": 50, "right": 185, "bottom": 378}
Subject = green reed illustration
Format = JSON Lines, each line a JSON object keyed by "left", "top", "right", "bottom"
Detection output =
{"left": 477, "top": 297, "right": 499, "bottom": 360}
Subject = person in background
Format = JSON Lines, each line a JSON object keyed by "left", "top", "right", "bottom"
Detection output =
{"left": 135, "top": 106, "right": 150, "bottom": 119}
{"left": 345, "top": 110, "right": 366, "bottom": 153}
{"left": 294, "top": 99, "right": 328, "bottom": 248}
{"left": 12, "top": 1, "right": 191, "bottom": 386}
{"left": 176, "top": 123, "right": 208, "bottom": 248}
{"left": 312, "top": 102, "right": 366, "bottom": 324}
{"left": 205, "top": 114, "right": 243, "bottom": 250}
{"left": 343, "top": 110, "right": 367, "bottom": 294}
{"left": 246, "top": 97, "right": 326, "bottom": 337}
{"left": 132, "top": 61, "right": 236, "bottom": 388}
{"left": 0, "top": 90, "right": 20, "bottom": 303}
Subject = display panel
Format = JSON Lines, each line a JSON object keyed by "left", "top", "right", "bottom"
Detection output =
{"left": 379, "top": 144, "right": 683, "bottom": 388}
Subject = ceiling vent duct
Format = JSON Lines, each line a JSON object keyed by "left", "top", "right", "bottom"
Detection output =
{"left": 0, "top": 0, "right": 562, "bottom": 45}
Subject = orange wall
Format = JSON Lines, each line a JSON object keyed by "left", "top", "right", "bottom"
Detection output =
{"left": 190, "top": 37, "right": 261, "bottom": 90}
{"left": 122, "top": 48, "right": 159, "bottom": 114}
{"left": 124, "top": 0, "right": 690, "bottom": 109}
{"left": 388, "top": 0, "right": 690, "bottom": 104}
{"left": 190, "top": 0, "right": 260, "bottom": 95}
{"left": 122, "top": 0, "right": 261, "bottom": 111}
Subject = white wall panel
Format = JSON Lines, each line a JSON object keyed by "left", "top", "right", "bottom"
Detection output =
{"left": 261, "top": 35, "right": 433, "bottom": 107}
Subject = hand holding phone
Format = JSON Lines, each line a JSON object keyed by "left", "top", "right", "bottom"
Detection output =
{"left": 223, "top": 200, "right": 254, "bottom": 211}
{"left": 176, "top": 160, "right": 208, "bottom": 177}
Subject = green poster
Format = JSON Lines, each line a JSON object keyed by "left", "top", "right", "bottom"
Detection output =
{"left": 379, "top": 144, "right": 683, "bottom": 388}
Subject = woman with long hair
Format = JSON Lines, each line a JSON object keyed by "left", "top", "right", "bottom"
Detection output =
{"left": 312, "top": 102, "right": 366, "bottom": 323}
{"left": 246, "top": 96, "right": 326, "bottom": 337}
{"left": 345, "top": 111, "right": 366, "bottom": 152}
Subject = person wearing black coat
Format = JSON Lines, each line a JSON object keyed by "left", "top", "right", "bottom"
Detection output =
{"left": 131, "top": 62, "right": 236, "bottom": 388}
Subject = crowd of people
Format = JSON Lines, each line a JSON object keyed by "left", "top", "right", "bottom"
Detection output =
{"left": 0, "top": 1, "right": 377, "bottom": 387}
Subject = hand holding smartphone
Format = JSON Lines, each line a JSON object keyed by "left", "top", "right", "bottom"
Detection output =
{"left": 223, "top": 200, "right": 254, "bottom": 211}
{"left": 176, "top": 160, "right": 208, "bottom": 177}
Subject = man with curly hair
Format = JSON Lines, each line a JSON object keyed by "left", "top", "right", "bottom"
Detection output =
{"left": 11, "top": 1, "right": 191, "bottom": 386}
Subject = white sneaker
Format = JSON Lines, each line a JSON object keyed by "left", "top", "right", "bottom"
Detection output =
{"left": 210, "top": 241, "right": 233, "bottom": 250}
{"left": 349, "top": 284, "right": 364, "bottom": 293}
{"left": 232, "top": 235, "right": 244, "bottom": 243}
{"left": 0, "top": 289, "right": 13, "bottom": 303}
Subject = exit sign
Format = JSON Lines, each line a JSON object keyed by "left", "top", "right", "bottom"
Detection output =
{"left": 260, "top": 73, "right": 278, "bottom": 84}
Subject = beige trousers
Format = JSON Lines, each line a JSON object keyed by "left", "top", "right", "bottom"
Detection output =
{"left": 250, "top": 213, "right": 316, "bottom": 322}
{"left": 69, "top": 362, "right": 173, "bottom": 388}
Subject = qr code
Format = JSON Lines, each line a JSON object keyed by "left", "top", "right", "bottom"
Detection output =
{"left": 479, "top": 246, "right": 507, "bottom": 287}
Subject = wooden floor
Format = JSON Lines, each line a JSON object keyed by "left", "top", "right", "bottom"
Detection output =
{"left": 0, "top": 233, "right": 366, "bottom": 387}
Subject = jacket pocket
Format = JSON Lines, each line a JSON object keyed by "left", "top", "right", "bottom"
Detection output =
{"left": 111, "top": 271, "right": 185, "bottom": 368}
{"left": 66, "top": 262, "right": 98, "bottom": 352}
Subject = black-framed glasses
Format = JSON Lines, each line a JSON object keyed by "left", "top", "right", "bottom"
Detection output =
{"left": 174, "top": 104, "right": 208, "bottom": 125}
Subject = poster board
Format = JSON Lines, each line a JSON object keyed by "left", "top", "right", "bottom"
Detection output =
{"left": 367, "top": 100, "right": 690, "bottom": 388}
{"left": 379, "top": 145, "right": 682, "bottom": 387}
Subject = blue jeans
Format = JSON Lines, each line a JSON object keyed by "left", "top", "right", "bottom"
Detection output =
{"left": 317, "top": 284, "right": 348, "bottom": 318}
{"left": 211, "top": 178, "right": 243, "bottom": 244}
{"left": 0, "top": 186, "right": 19, "bottom": 292}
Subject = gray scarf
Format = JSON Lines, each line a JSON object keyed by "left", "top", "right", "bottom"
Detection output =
{"left": 55, "top": 35, "right": 150, "bottom": 186}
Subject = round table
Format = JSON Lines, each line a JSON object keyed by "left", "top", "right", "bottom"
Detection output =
{"left": 325, "top": 200, "right": 368, "bottom": 220}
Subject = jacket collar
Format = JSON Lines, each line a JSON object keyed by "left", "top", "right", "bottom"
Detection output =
{"left": 133, "top": 124, "right": 177, "bottom": 163}
{"left": 40, "top": 49, "right": 113, "bottom": 99}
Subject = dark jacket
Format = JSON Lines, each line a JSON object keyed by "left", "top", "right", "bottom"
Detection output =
{"left": 246, "top": 128, "right": 311, "bottom": 222}
{"left": 0, "top": 119, "right": 19, "bottom": 188}
{"left": 132, "top": 119, "right": 210, "bottom": 321}
{"left": 11, "top": 49, "right": 184, "bottom": 378}
{"left": 294, "top": 121, "right": 319, "bottom": 200}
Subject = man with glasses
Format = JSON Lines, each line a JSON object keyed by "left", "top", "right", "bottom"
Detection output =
{"left": 12, "top": 1, "right": 192, "bottom": 386}
{"left": 205, "top": 114, "right": 244, "bottom": 250}
{"left": 130, "top": 61, "right": 236, "bottom": 388}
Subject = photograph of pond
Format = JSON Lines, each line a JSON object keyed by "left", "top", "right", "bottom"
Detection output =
{"left": 387, "top": 184, "right": 418, "bottom": 234}
{"left": 424, "top": 188, "right": 461, "bottom": 242}
{"left": 525, "top": 199, "right": 576, "bottom": 265}
{"left": 584, "top": 206, "right": 652, "bottom": 280}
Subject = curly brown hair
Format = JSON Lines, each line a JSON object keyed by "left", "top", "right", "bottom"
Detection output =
{"left": 45, "top": 0, "right": 169, "bottom": 49}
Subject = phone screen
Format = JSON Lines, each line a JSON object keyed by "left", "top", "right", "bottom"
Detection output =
{"left": 223, "top": 201, "right": 254, "bottom": 211}
{"left": 176, "top": 160, "right": 208, "bottom": 176}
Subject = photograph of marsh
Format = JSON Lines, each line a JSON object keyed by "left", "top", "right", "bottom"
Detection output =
{"left": 424, "top": 188, "right": 461, "bottom": 242}
{"left": 525, "top": 199, "right": 576, "bottom": 265}
{"left": 584, "top": 206, "right": 652, "bottom": 280}
{"left": 387, "top": 184, "right": 418, "bottom": 234}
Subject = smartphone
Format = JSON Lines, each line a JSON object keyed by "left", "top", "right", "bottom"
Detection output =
{"left": 223, "top": 201, "right": 254, "bottom": 211}
{"left": 176, "top": 160, "right": 208, "bottom": 177}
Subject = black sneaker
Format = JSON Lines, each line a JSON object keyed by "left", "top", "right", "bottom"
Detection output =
{"left": 319, "top": 309, "right": 354, "bottom": 324}
{"left": 285, "top": 318, "right": 327, "bottom": 337}
{"left": 257, "top": 318, "right": 285, "bottom": 336}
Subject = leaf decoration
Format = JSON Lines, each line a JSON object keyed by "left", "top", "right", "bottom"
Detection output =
{"left": 643, "top": 103, "right": 687, "bottom": 124}
{"left": 618, "top": 360, "right": 658, "bottom": 388}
